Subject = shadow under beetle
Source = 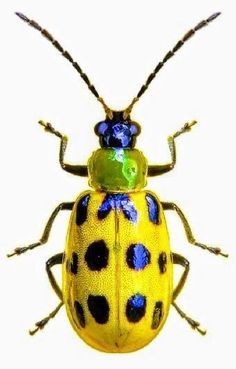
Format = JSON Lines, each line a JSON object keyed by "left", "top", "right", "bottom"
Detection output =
{"left": 8, "top": 11, "right": 228, "bottom": 353}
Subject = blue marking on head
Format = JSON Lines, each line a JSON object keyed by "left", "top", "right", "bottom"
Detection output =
{"left": 94, "top": 111, "right": 141, "bottom": 149}
{"left": 145, "top": 193, "right": 160, "bottom": 224}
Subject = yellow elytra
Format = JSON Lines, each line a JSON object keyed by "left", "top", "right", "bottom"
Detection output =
{"left": 8, "top": 11, "right": 228, "bottom": 353}
{"left": 63, "top": 190, "right": 172, "bottom": 352}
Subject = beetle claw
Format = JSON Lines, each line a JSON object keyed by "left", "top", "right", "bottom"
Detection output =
{"left": 7, "top": 246, "right": 27, "bottom": 257}
{"left": 7, "top": 242, "right": 42, "bottom": 258}
{"left": 173, "top": 120, "right": 198, "bottom": 138}
{"left": 29, "top": 326, "right": 40, "bottom": 336}
{"left": 194, "top": 242, "right": 229, "bottom": 258}
{"left": 38, "top": 120, "right": 63, "bottom": 138}
{"left": 29, "top": 317, "right": 49, "bottom": 336}
{"left": 196, "top": 326, "right": 207, "bottom": 336}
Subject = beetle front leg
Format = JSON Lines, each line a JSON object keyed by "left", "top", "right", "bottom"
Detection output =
{"left": 172, "top": 252, "right": 206, "bottom": 335}
{"left": 148, "top": 120, "right": 197, "bottom": 176}
{"left": 29, "top": 253, "right": 63, "bottom": 335}
{"left": 7, "top": 202, "right": 74, "bottom": 257}
{"left": 162, "top": 202, "right": 228, "bottom": 257}
{"left": 38, "top": 120, "right": 88, "bottom": 176}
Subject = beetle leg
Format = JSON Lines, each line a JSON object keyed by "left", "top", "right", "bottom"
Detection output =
{"left": 162, "top": 202, "right": 228, "bottom": 257}
{"left": 29, "top": 302, "right": 63, "bottom": 336}
{"left": 172, "top": 252, "right": 206, "bottom": 335}
{"left": 29, "top": 253, "right": 63, "bottom": 335}
{"left": 7, "top": 202, "right": 74, "bottom": 257}
{"left": 46, "top": 253, "right": 64, "bottom": 300}
{"left": 148, "top": 120, "right": 197, "bottom": 176}
{"left": 38, "top": 120, "right": 88, "bottom": 176}
{"left": 172, "top": 253, "right": 190, "bottom": 300}
{"left": 172, "top": 302, "right": 206, "bottom": 336}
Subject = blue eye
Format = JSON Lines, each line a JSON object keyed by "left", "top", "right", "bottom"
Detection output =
{"left": 95, "top": 121, "right": 108, "bottom": 135}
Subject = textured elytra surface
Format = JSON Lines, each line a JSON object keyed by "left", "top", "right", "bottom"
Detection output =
{"left": 62, "top": 190, "right": 173, "bottom": 353}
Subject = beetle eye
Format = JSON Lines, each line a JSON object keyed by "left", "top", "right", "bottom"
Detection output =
{"left": 130, "top": 123, "right": 141, "bottom": 136}
{"left": 94, "top": 121, "right": 108, "bottom": 136}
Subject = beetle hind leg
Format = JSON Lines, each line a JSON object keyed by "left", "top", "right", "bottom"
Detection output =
{"left": 172, "top": 252, "right": 206, "bottom": 335}
{"left": 29, "top": 253, "right": 64, "bottom": 335}
{"left": 172, "top": 302, "right": 206, "bottom": 335}
{"left": 29, "top": 302, "right": 63, "bottom": 335}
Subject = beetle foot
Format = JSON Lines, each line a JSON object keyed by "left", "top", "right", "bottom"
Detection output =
{"left": 29, "top": 302, "right": 63, "bottom": 336}
{"left": 173, "top": 120, "right": 198, "bottom": 138}
{"left": 185, "top": 316, "right": 207, "bottom": 336}
{"left": 173, "top": 302, "right": 207, "bottom": 336}
{"left": 38, "top": 120, "right": 63, "bottom": 138}
{"left": 7, "top": 242, "right": 42, "bottom": 257}
{"left": 194, "top": 242, "right": 228, "bottom": 258}
{"left": 29, "top": 317, "right": 49, "bottom": 336}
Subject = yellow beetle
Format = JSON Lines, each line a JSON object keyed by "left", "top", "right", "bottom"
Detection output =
{"left": 8, "top": 11, "right": 228, "bottom": 353}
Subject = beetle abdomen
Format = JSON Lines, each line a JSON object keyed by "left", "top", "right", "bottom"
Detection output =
{"left": 63, "top": 190, "right": 173, "bottom": 353}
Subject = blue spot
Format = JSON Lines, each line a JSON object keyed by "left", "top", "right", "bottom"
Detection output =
{"left": 98, "top": 194, "right": 137, "bottom": 223}
{"left": 126, "top": 294, "right": 146, "bottom": 322}
{"left": 126, "top": 244, "right": 150, "bottom": 270}
{"left": 145, "top": 193, "right": 159, "bottom": 224}
{"left": 76, "top": 194, "right": 90, "bottom": 225}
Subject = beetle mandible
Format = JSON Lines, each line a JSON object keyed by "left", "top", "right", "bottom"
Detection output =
{"left": 8, "top": 11, "right": 228, "bottom": 353}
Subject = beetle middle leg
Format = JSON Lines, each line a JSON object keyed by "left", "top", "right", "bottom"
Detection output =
{"left": 162, "top": 202, "right": 228, "bottom": 257}
{"left": 172, "top": 252, "right": 206, "bottom": 335}
{"left": 29, "top": 253, "right": 63, "bottom": 335}
{"left": 7, "top": 202, "right": 74, "bottom": 257}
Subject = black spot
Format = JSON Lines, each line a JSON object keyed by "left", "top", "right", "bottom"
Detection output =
{"left": 145, "top": 193, "right": 160, "bottom": 224}
{"left": 87, "top": 295, "right": 109, "bottom": 324}
{"left": 158, "top": 252, "right": 167, "bottom": 274}
{"left": 126, "top": 294, "right": 146, "bottom": 323}
{"left": 70, "top": 252, "right": 78, "bottom": 275}
{"left": 66, "top": 258, "right": 70, "bottom": 273}
{"left": 85, "top": 240, "right": 109, "bottom": 271}
{"left": 126, "top": 244, "right": 150, "bottom": 270}
{"left": 62, "top": 252, "right": 66, "bottom": 263}
{"left": 151, "top": 301, "right": 163, "bottom": 329}
{"left": 74, "top": 300, "right": 86, "bottom": 328}
{"left": 76, "top": 194, "right": 90, "bottom": 225}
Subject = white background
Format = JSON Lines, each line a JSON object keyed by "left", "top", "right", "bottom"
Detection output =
{"left": 0, "top": 0, "right": 235, "bottom": 368}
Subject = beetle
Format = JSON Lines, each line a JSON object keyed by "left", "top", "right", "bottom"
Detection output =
{"left": 8, "top": 11, "right": 228, "bottom": 353}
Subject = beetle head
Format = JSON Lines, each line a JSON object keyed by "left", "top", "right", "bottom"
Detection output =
{"left": 94, "top": 111, "right": 141, "bottom": 149}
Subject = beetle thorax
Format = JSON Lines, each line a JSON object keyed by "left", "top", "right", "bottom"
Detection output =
{"left": 88, "top": 111, "right": 147, "bottom": 192}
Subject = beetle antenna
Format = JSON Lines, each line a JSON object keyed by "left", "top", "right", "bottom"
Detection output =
{"left": 15, "top": 12, "right": 113, "bottom": 118}
{"left": 123, "top": 12, "right": 221, "bottom": 118}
